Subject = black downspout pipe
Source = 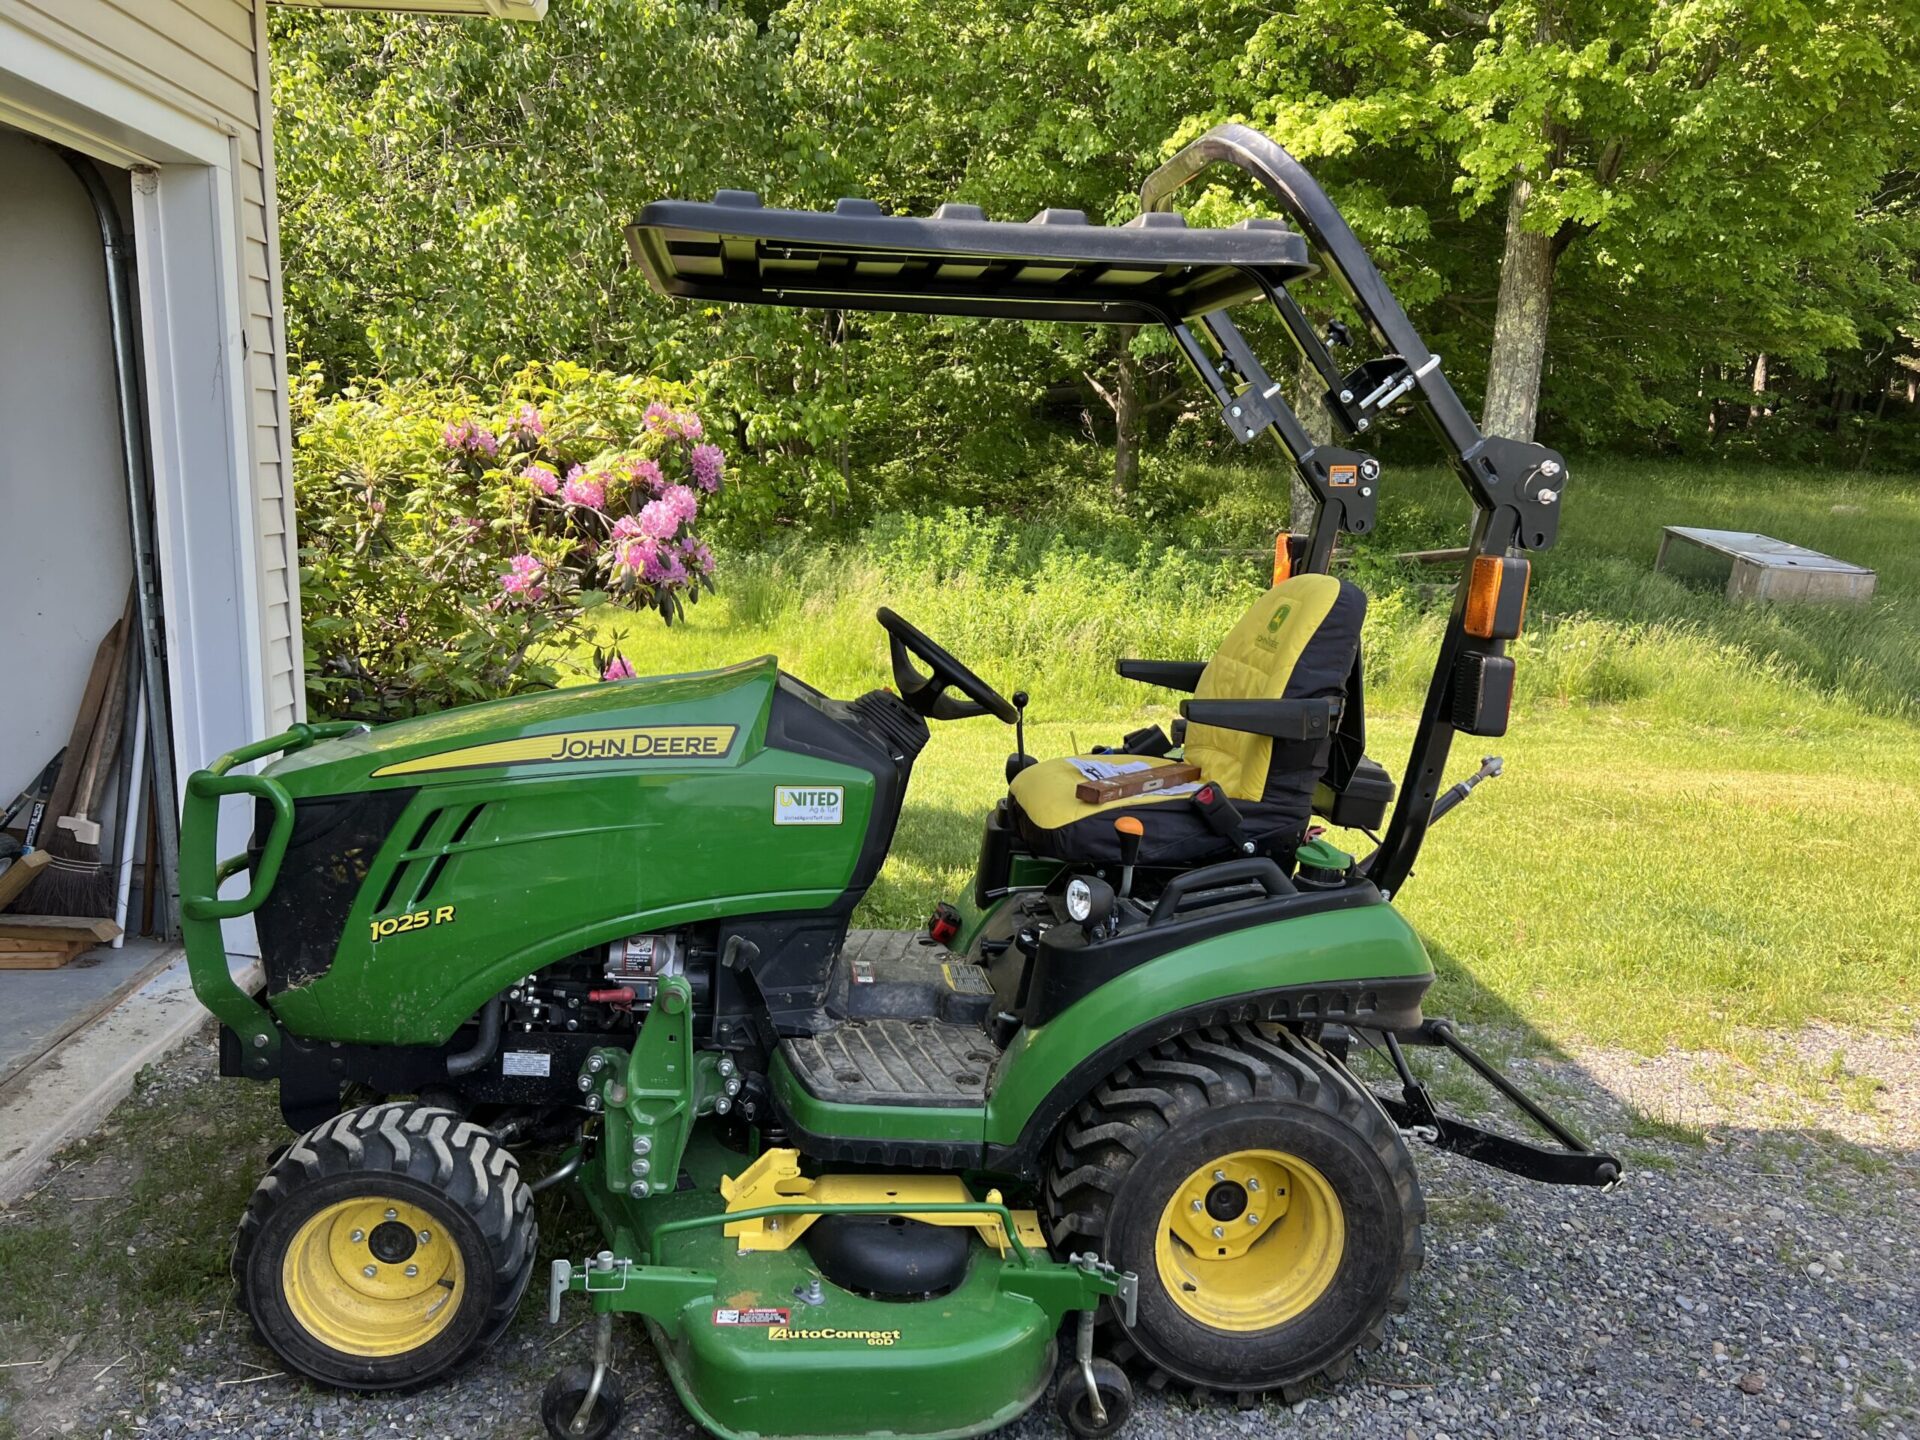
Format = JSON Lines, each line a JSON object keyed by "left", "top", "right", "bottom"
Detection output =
{"left": 54, "top": 145, "right": 183, "bottom": 936}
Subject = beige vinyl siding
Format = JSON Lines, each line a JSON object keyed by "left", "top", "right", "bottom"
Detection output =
{"left": 7, "top": 0, "right": 303, "bottom": 729}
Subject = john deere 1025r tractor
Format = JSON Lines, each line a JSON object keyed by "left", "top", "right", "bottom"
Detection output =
{"left": 180, "top": 126, "right": 1618, "bottom": 1440}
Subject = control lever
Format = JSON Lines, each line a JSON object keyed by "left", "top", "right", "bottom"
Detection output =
{"left": 1429, "top": 755, "right": 1503, "bottom": 827}
{"left": 1004, "top": 691, "right": 1034, "bottom": 784}
{"left": 1113, "top": 816, "right": 1144, "bottom": 900}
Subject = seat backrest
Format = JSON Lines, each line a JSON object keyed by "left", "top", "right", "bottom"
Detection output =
{"left": 1184, "top": 573, "right": 1367, "bottom": 808}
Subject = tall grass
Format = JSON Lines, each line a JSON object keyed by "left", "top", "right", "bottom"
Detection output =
{"left": 587, "top": 482, "right": 1907, "bottom": 739}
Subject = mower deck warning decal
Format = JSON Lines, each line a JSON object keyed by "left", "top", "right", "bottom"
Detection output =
{"left": 774, "top": 785, "right": 844, "bottom": 825}
{"left": 714, "top": 1307, "right": 789, "bottom": 1327}
{"left": 1329, "top": 463, "right": 1359, "bottom": 488}
{"left": 371, "top": 725, "right": 738, "bottom": 776}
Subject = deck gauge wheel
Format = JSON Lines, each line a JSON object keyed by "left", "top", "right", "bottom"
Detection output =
{"left": 1055, "top": 1356, "right": 1134, "bottom": 1437}
{"left": 541, "top": 1362, "right": 626, "bottom": 1440}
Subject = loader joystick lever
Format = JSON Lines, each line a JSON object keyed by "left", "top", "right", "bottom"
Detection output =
{"left": 876, "top": 607, "right": 1019, "bottom": 724}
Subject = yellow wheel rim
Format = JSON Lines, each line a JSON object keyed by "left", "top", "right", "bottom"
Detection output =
{"left": 1154, "top": 1148, "right": 1344, "bottom": 1333}
{"left": 281, "top": 1196, "right": 465, "bottom": 1358}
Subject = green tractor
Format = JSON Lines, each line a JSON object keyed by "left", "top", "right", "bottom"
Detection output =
{"left": 180, "top": 126, "right": 1616, "bottom": 1440}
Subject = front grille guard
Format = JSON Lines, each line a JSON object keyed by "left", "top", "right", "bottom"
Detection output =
{"left": 177, "top": 721, "right": 364, "bottom": 1069}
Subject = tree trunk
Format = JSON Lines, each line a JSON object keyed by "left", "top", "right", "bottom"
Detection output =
{"left": 1290, "top": 349, "right": 1330, "bottom": 532}
{"left": 1748, "top": 352, "right": 1769, "bottom": 425}
{"left": 1112, "top": 341, "right": 1141, "bottom": 496}
{"left": 1481, "top": 169, "right": 1555, "bottom": 442}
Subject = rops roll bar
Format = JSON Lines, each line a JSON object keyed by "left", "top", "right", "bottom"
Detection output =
{"left": 1141, "top": 124, "right": 1571, "bottom": 896}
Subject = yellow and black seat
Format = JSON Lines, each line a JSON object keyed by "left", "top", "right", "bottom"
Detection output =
{"left": 1008, "top": 573, "right": 1367, "bottom": 867}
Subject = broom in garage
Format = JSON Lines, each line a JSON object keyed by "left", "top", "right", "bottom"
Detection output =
{"left": 17, "top": 602, "right": 134, "bottom": 918}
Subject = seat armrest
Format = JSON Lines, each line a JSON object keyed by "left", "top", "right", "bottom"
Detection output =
{"left": 1116, "top": 659, "right": 1206, "bottom": 692}
{"left": 1179, "top": 697, "right": 1342, "bottom": 741}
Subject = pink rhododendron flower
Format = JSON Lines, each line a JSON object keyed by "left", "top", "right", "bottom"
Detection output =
{"left": 603, "top": 654, "right": 635, "bottom": 681}
{"left": 522, "top": 463, "right": 559, "bottom": 495}
{"left": 660, "top": 484, "right": 699, "bottom": 527}
{"left": 642, "top": 402, "right": 703, "bottom": 441}
{"left": 443, "top": 418, "right": 498, "bottom": 458}
{"left": 637, "top": 496, "right": 679, "bottom": 541}
{"left": 688, "top": 443, "right": 724, "bottom": 492}
{"left": 499, "top": 553, "right": 545, "bottom": 600}
{"left": 507, "top": 404, "right": 545, "bottom": 445}
{"left": 609, "top": 516, "right": 654, "bottom": 574}
{"left": 679, "top": 537, "right": 715, "bottom": 576}
{"left": 562, "top": 470, "right": 607, "bottom": 510}
{"left": 627, "top": 457, "right": 664, "bottom": 494}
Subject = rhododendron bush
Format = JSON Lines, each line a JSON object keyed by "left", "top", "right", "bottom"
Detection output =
{"left": 293, "top": 362, "right": 731, "bottom": 719}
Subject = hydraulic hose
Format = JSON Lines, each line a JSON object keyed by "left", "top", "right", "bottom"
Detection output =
{"left": 446, "top": 996, "right": 504, "bottom": 1077}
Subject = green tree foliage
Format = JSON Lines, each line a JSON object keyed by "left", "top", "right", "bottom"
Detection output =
{"left": 275, "top": 0, "right": 1920, "bottom": 491}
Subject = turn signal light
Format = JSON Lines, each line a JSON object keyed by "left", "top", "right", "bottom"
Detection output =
{"left": 1465, "top": 555, "right": 1530, "bottom": 640}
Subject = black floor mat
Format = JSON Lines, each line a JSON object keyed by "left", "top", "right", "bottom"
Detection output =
{"left": 782, "top": 1018, "right": 999, "bottom": 1107}
{"left": 824, "top": 929, "right": 997, "bottom": 1026}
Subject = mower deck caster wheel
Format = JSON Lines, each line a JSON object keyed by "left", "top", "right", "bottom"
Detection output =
{"left": 1056, "top": 1357, "right": 1132, "bottom": 1438}
{"left": 541, "top": 1363, "right": 624, "bottom": 1440}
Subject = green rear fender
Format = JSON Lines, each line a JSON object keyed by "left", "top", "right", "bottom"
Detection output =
{"left": 982, "top": 902, "right": 1432, "bottom": 1150}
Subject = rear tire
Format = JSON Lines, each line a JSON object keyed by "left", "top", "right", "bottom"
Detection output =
{"left": 234, "top": 1102, "right": 536, "bottom": 1391}
{"left": 1044, "top": 1023, "right": 1422, "bottom": 1401}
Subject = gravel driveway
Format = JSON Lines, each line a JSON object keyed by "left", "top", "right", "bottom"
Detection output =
{"left": 2, "top": 1023, "right": 1914, "bottom": 1440}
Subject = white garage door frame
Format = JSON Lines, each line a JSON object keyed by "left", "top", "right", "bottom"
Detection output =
{"left": 1, "top": 19, "right": 270, "bottom": 942}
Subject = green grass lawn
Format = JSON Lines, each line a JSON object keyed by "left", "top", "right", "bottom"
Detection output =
{"left": 568, "top": 457, "right": 1918, "bottom": 1056}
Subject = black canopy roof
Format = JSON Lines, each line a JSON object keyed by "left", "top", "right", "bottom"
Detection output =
{"left": 626, "top": 192, "right": 1312, "bottom": 323}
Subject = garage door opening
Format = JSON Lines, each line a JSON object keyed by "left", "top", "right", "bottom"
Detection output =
{"left": 0, "top": 125, "right": 181, "bottom": 1086}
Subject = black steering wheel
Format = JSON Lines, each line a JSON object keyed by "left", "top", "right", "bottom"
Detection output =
{"left": 876, "top": 608, "right": 1019, "bottom": 724}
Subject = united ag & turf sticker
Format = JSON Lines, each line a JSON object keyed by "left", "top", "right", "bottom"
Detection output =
{"left": 773, "top": 785, "right": 844, "bottom": 825}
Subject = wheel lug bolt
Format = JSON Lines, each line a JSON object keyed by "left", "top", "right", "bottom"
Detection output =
{"left": 362, "top": 1265, "right": 378, "bottom": 1278}
{"left": 1212, "top": 1170, "right": 1226, "bottom": 1183}
{"left": 405, "top": 1264, "right": 419, "bottom": 1277}
{"left": 419, "top": 1230, "right": 431, "bottom": 1245}
{"left": 1246, "top": 1214, "right": 1260, "bottom": 1225}
{"left": 1247, "top": 1178, "right": 1261, "bottom": 1192}
{"left": 1190, "top": 1200, "right": 1202, "bottom": 1213}
{"left": 384, "top": 1209, "right": 398, "bottom": 1221}
{"left": 1212, "top": 1226, "right": 1224, "bottom": 1239}
{"left": 350, "top": 1230, "right": 365, "bottom": 1243}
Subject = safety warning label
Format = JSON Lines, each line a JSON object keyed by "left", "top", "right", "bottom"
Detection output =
{"left": 714, "top": 1307, "right": 790, "bottom": 1327}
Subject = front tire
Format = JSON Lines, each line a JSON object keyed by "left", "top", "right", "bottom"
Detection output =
{"left": 234, "top": 1102, "right": 536, "bottom": 1390}
{"left": 1044, "top": 1023, "right": 1422, "bottom": 1401}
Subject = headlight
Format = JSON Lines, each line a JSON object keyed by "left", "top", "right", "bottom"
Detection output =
{"left": 1062, "top": 875, "right": 1115, "bottom": 932}
{"left": 1065, "top": 878, "right": 1094, "bottom": 923}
